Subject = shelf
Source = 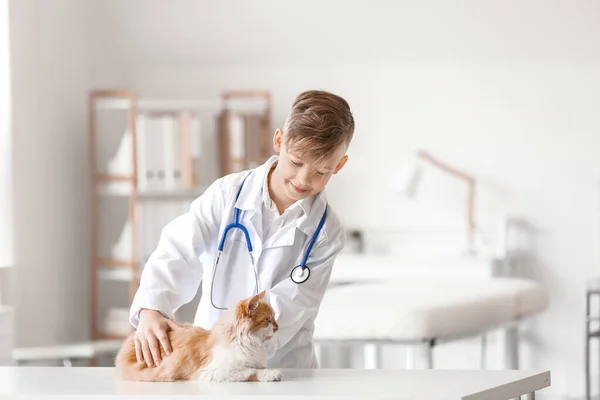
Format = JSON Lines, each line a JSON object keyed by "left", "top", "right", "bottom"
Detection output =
{"left": 93, "top": 97, "right": 133, "bottom": 110}
{"left": 93, "top": 97, "right": 268, "bottom": 113}
{"left": 91, "top": 89, "right": 134, "bottom": 99}
{"left": 96, "top": 258, "right": 135, "bottom": 268}
{"left": 97, "top": 268, "right": 135, "bottom": 282}
{"left": 96, "top": 174, "right": 135, "bottom": 183}
{"left": 97, "top": 332, "right": 130, "bottom": 340}
{"left": 97, "top": 185, "right": 208, "bottom": 200}
{"left": 94, "top": 98, "right": 220, "bottom": 112}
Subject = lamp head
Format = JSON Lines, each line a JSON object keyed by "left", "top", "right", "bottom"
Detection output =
{"left": 391, "top": 156, "right": 423, "bottom": 198}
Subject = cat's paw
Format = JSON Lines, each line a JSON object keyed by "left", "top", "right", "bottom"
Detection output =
{"left": 257, "top": 368, "right": 282, "bottom": 382}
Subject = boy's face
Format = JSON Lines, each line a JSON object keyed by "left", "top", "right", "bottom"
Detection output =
{"left": 271, "top": 129, "right": 348, "bottom": 202}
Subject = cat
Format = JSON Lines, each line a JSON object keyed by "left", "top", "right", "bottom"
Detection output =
{"left": 114, "top": 291, "right": 282, "bottom": 382}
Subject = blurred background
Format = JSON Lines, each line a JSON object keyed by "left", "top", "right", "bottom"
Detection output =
{"left": 1, "top": 1, "right": 600, "bottom": 399}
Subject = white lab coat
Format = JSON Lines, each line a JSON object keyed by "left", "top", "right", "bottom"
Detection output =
{"left": 129, "top": 156, "right": 346, "bottom": 368}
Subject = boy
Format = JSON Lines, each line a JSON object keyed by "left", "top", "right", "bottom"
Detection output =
{"left": 130, "top": 90, "right": 355, "bottom": 369}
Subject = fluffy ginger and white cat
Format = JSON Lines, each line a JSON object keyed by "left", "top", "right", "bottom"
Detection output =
{"left": 115, "top": 291, "right": 282, "bottom": 382}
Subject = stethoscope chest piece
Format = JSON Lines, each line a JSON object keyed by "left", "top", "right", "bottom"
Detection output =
{"left": 291, "top": 265, "right": 310, "bottom": 284}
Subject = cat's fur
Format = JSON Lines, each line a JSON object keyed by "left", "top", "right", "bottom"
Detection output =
{"left": 114, "top": 291, "right": 281, "bottom": 382}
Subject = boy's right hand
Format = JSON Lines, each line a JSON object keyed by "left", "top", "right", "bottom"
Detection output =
{"left": 135, "top": 309, "right": 182, "bottom": 367}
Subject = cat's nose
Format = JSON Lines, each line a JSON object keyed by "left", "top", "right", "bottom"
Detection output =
{"left": 272, "top": 321, "right": 279, "bottom": 332}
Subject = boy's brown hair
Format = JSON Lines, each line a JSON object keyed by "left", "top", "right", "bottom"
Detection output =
{"left": 283, "top": 90, "right": 354, "bottom": 165}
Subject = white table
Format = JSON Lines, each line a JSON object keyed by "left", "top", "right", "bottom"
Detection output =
{"left": 0, "top": 367, "right": 550, "bottom": 399}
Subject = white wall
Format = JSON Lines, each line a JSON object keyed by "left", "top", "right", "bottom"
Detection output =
{"left": 9, "top": 0, "right": 91, "bottom": 346}
{"left": 87, "top": 2, "right": 600, "bottom": 398}
{"left": 0, "top": 0, "right": 12, "bottom": 269}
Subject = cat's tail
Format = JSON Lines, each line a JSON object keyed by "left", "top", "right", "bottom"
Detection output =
{"left": 114, "top": 325, "right": 214, "bottom": 382}
{"left": 114, "top": 334, "right": 168, "bottom": 381}
{"left": 113, "top": 329, "right": 190, "bottom": 382}
{"left": 114, "top": 332, "right": 142, "bottom": 380}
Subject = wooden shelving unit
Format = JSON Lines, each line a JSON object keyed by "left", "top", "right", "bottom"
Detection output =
{"left": 89, "top": 89, "right": 210, "bottom": 341}
{"left": 89, "top": 89, "right": 139, "bottom": 342}
{"left": 89, "top": 89, "right": 272, "bottom": 342}
{"left": 218, "top": 91, "right": 272, "bottom": 176}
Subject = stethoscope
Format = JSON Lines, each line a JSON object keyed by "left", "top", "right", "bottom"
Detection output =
{"left": 210, "top": 169, "right": 327, "bottom": 310}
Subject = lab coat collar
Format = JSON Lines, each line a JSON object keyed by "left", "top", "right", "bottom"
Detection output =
{"left": 234, "top": 155, "right": 328, "bottom": 240}
{"left": 233, "top": 159, "right": 272, "bottom": 212}
{"left": 235, "top": 155, "right": 316, "bottom": 218}
{"left": 296, "top": 192, "right": 327, "bottom": 237}
{"left": 262, "top": 195, "right": 327, "bottom": 249}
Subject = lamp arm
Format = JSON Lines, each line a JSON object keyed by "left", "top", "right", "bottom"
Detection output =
{"left": 417, "top": 150, "right": 475, "bottom": 185}
{"left": 417, "top": 150, "right": 476, "bottom": 253}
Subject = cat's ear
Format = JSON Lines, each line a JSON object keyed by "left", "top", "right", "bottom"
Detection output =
{"left": 247, "top": 293, "right": 260, "bottom": 314}
{"left": 258, "top": 290, "right": 266, "bottom": 300}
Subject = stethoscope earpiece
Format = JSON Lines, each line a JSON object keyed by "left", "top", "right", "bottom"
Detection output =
{"left": 291, "top": 265, "right": 310, "bottom": 284}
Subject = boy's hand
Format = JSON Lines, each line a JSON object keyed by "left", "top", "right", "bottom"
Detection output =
{"left": 135, "top": 309, "right": 182, "bottom": 367}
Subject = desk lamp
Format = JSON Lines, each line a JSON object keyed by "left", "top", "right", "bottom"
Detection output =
{"left": 392, "top": 150, "right": 477, "bottom": 254}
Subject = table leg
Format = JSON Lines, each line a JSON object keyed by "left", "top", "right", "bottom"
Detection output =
{"left": 315, "top": 343, "right": 324, "bottom": 367}
{"left": 480, "top": 334, "right": 487, "bottom": 369}
{"left": 424, "top": 341, "right": 433, "bottom": 369}
{"left": 597, "top": 291, "right": 600, "bottom": 400}
{"left": 406, "top": 342, "right": 434, "bottom": 369}
{"left": 339, "top": 345, "right": 352, "bottom": 368}
{"left": 586, "top": 292, "right": 591, "bottom": 400}
{"left": 364, "top": 343, "right": 381, "bottom": 369}
{"left": 406, "top": 346, "right": 415, "bottom": 369}
{"left": 505, "top": 325, "right": 520, "bottom": 369}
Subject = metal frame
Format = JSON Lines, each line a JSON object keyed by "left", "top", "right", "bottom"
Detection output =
{"left": 314, "top": 318, "right": 525, "bottom": 370}
{"left": 586, "top": 279, "right": 600, "bottom": 400}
